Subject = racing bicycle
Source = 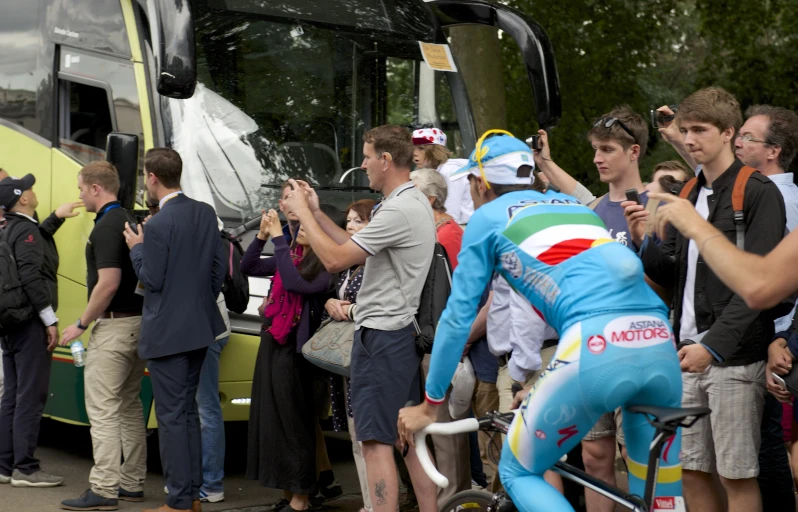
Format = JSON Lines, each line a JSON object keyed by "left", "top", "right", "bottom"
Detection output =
{"left": 415, "top": 403, "right": 709, "bottom": 512}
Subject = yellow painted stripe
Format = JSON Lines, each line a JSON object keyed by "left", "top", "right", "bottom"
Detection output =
{"left": 121, "top": 0, "right": 143, "bottom": 62}
{"left": 134, "top": 63, "right": 155, "bottom": 151}
{"left": 627, "top": 458, "right": 682, "bottom": 484}
{"left": 42, "top": 414, "right": 90, "bottom": 427}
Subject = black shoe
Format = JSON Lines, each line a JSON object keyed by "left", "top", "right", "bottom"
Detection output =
{"left": 61, "top": 489, "right": 119, "bottom": 511}
{"left": 117, "top": 488, "right": 144, "bottom": 502}
{"left": 310, "top": 478, "right": 343, "bottom": 508}
{"left": 272, "top": 499, "right": 290, "bottom": 510}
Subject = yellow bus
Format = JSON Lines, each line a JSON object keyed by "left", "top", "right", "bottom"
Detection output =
{"left": 0, "top": 0, "right": 561, "bottom": 428}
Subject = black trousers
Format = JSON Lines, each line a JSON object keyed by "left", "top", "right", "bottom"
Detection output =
{"left": 0, "top": 319, "right": 51, "bottom": 476}
{"left": 757, "top": 393, "right": 795, "bottom": 511}
{"left": 149, "top": 347, "right": 208, "bottom": 510}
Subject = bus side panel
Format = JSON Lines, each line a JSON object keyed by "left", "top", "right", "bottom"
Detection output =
{"left": 51, "top": 149, "right": 92, "bottom": 285}
{"left": 218, "top": 332, "right": 260, "bottom": 421}
{"left": 0, "top": 126, "right": 52, "bottom": 213}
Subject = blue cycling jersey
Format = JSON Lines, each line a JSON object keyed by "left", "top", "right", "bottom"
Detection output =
{"left": 424, "top": 189, "right": 667, "bottom": 403}
{"left": 423, "top": 188, "right": 685, "bottom": 512}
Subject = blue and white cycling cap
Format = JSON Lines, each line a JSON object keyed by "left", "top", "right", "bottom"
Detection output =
{"left": 451, "top": 130, "right": 535, "bottom": 187}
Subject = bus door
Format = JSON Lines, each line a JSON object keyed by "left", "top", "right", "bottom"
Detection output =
{"left": 44, "top": 46, "right": 148, "bottom": 424}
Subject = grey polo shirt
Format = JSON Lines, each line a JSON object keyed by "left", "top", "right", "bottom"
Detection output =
{"left": 351, "top": 181, "right": 436, "bottom": 331}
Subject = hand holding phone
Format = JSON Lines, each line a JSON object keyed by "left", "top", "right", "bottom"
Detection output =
{"left": 625, "top": 188, "right": 641, "bottom": 205}
{"left": 773, "top": 373, "right": 788, "bottom": 391}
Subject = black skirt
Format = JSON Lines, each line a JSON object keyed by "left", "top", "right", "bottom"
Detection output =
{"left": 246, "top": 329, "right": 317, "bottom": 495}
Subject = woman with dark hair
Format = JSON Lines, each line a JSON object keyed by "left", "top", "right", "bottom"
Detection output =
{"left": 325, "top": 198, "right": 375, "bottom": 512}
{"left": 242, "top": 208, "right": 332, "bottom": 512}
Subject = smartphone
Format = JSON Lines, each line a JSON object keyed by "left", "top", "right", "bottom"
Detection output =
{"left": 526, "top": 135, "right": 541, "bottom": 151}
{"left": 773, "top": 373, "right": 788, "bottom": 391}
{"left": 650, "top": 105, "right": 679, "bottom": 129}
{"left": 625, "top": 188, "right": 641, "bottom": 205}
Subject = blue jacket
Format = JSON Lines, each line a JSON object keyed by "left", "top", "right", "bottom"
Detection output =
{"left": 130, "top": 194, "right": 226, "bottom": 359}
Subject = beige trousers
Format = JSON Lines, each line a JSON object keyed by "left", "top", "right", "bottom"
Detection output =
{"left": 471, "top": 379, "right": 500, "bottom": 487}
{"left": 84, "top": 316, "right": 147, "bottom": 498}
{"left": 344, "top": 379, "right": 372, "bottom": 511}
{"left": 491, "top": 345, "right": 558, "bottom": 492}
{"left": 421, "top": 354, "right": 472, "bottom": 507}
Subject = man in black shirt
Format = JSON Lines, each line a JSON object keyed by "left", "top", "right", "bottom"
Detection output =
{"left": 0, "top": 174, "right": 81, "bottom": 488}
{"left": 59, "top": 162, "right": 147, "bottom": 511}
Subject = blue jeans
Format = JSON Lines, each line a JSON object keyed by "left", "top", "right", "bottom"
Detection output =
{"left": 196, "top": 336, "right": 228, "bottom": 493}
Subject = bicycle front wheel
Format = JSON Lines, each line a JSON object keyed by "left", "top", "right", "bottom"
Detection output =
{"left": 439, "top": 490, "right": 495, "bottom": 512}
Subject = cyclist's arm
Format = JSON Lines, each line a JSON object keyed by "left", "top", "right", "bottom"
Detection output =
{"left": 425, "top": 212, "right": 497, "bottom": 404}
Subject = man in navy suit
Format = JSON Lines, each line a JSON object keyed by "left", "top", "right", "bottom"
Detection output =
{"left": 124, "top": 148, "right": 226, "bottom": 512}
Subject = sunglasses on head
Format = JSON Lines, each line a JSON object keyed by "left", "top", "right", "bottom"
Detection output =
{"left": 594, "top": 117, "right": 637, "bottom": 145}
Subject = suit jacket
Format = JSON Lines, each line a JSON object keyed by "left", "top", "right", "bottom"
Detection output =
{"left": 130, "top": 193, "right": 226, "bottom": 359}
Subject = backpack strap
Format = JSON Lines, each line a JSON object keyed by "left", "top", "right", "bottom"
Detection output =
{"left": 588, "top": 194, "right": 605, "bottom": 210}
{"left": 227, "top": 237, "right": 234, "bottom": 279}
{"left": 679, "top": 177, "right": 698, "bottom": 200}
{"left": 732, "top": 166, "right": 758, "bottom": 249}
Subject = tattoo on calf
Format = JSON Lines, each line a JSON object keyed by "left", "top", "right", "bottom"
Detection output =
{"left": 375, "top": 479, "right": 387, "bottom": 505}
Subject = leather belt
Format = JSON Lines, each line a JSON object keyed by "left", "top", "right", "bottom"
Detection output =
{"left": 102, "top": 311, "right": 141, "bottom": 319}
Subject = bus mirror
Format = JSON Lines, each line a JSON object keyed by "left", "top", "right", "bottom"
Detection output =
{"left": 106, "top": 133, "right": 139, "bottom": 210}
{"left": 152, "top": 0, "right": 196, "bottom": 99}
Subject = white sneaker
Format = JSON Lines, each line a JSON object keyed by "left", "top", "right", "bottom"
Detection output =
{"left": 199, "top": 489, "right": 225, "bottom": 503}
{"left": 0, "top": 473, "right": 10, "bottom": 484}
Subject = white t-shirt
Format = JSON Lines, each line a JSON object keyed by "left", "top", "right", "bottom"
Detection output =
{"left": 437, "top": 159, "right": 474, "bottom": 225}
{"left": 679, "top": 186, "right": 712, "bottom": 341}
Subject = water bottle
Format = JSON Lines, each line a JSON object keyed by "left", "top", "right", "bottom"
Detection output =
{"left": 71, "top": 341, "right": 86, "bottom": 368}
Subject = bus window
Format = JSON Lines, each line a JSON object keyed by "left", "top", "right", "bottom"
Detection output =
{"left": 164, "top": 11, "right": 470, "bottom": 226}
{"left": 0, "top": 3, "right": 44, "bottom": 140}
{"left": 58, "top": 80, "right": 114, "bottom": 165}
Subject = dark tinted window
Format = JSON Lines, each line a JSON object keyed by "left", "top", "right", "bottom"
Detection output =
{"left": 0, "top": 4, "right": 43, "bottom": 137}
{"left": 59, "top": 81, "right": 113, "bottom": 164}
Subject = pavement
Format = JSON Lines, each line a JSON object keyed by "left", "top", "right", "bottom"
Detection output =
{"left": 4, "top": 419, "right": 366, "bottom": 512}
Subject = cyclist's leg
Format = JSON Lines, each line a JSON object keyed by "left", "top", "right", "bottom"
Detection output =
{"left": 498, "top": 325, "right": 598, "bottom": 512}
{"left": 622, "top": 348, "right": 684, "bottom": 506}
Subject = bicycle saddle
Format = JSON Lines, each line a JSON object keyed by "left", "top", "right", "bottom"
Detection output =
{"left": 627, "top": 405, "right": 711, "bottom": 428}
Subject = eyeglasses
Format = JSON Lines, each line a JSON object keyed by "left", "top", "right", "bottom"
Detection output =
{"left": 736, "top": 133, "right": 772, "bottom": 145}
{"left": 594, "top": 117, "right": 637, "bottom": 145}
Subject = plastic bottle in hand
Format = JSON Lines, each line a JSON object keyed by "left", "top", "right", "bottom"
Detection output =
{"left": 71, "top": 341, "right": 86, "bottom": 367}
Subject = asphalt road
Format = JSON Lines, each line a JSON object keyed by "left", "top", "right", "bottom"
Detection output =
{"left": 5, "top": 419, "right": 366, "bottom": 512}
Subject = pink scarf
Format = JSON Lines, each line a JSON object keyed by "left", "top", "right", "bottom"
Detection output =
{"left": 263, "top": 245, "right": 304, "bottom": 344}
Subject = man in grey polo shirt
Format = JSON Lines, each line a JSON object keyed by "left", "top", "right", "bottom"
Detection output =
{"left": 284, "top": 125, "right": 438, "bottom": 512}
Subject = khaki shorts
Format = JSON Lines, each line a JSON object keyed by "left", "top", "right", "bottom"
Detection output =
{"left": 583, "top": 407, "right": 624, "bottom": 445}
{"left": 680, "top": 362, "right": 766, "bottom": 479}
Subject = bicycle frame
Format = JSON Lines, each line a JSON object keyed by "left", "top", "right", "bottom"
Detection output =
{"left": 416, "top": 411, "right": 677, "bottom": 512}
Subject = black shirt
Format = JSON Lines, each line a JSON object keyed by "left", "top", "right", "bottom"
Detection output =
{"left": 86, "top": 202, "right": 143, "bottom": 313}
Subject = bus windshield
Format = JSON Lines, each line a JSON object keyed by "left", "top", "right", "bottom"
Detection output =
{"left": 166, "top": 8, "right": 468, "bottom": 225}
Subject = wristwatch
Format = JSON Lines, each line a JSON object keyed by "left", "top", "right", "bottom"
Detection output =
{"left": 76, "top": 319, "right": 88, "bottom": 331}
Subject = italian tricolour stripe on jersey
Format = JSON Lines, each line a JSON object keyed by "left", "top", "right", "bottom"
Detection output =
{"left": 503, "top": 210, "right": 613, "bottom": 265}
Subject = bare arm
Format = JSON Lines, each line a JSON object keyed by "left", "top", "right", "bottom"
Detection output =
{"left": 284, "top": 180, "right": 367, "bottom": 273}
{"left": 314, "top": 208, "right": 351, "bottom": 245}
{"left": 656, "top": 106, "right": 698, "bottom": 171}
{"left": 652, "top": 192, "right": 798, "bottom": 310}
{"left": 466, "top": 292, "right": 492, "bottom": 344}
{"left": 79, "top": 268, "right": 122, "bottom": 325}
{"left": 533, "top": 130, "right": 582, "bottom": 196}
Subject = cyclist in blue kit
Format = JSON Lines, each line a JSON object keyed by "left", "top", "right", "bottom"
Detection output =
{"left": 398, "top": 131, "right": 685, "bottom": 512}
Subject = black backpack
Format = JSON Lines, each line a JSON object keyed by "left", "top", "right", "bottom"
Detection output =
{"left": 412, "top": 242, "right": 453, "bottom": 353}
{"left": 220, "top": 230, "right": 249, "bottom": 314}
{"left": 0, "top": 223, "right": 36, "bottom": 333}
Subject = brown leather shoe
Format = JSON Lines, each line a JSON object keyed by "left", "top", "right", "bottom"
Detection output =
{"left": 142, "top": 505, "right": 191, "bottom": 512}
{"left": 192, "top": 500, "right": 202, "bottom": 512}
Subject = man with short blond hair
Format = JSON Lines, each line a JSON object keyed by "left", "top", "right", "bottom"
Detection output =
{"left": 60, "top": 160, "right": 147, "bottom": 511}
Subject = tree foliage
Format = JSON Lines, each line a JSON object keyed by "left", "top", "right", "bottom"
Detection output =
{"left": 493, "top": 0, "right": 798, "bottom": 193}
